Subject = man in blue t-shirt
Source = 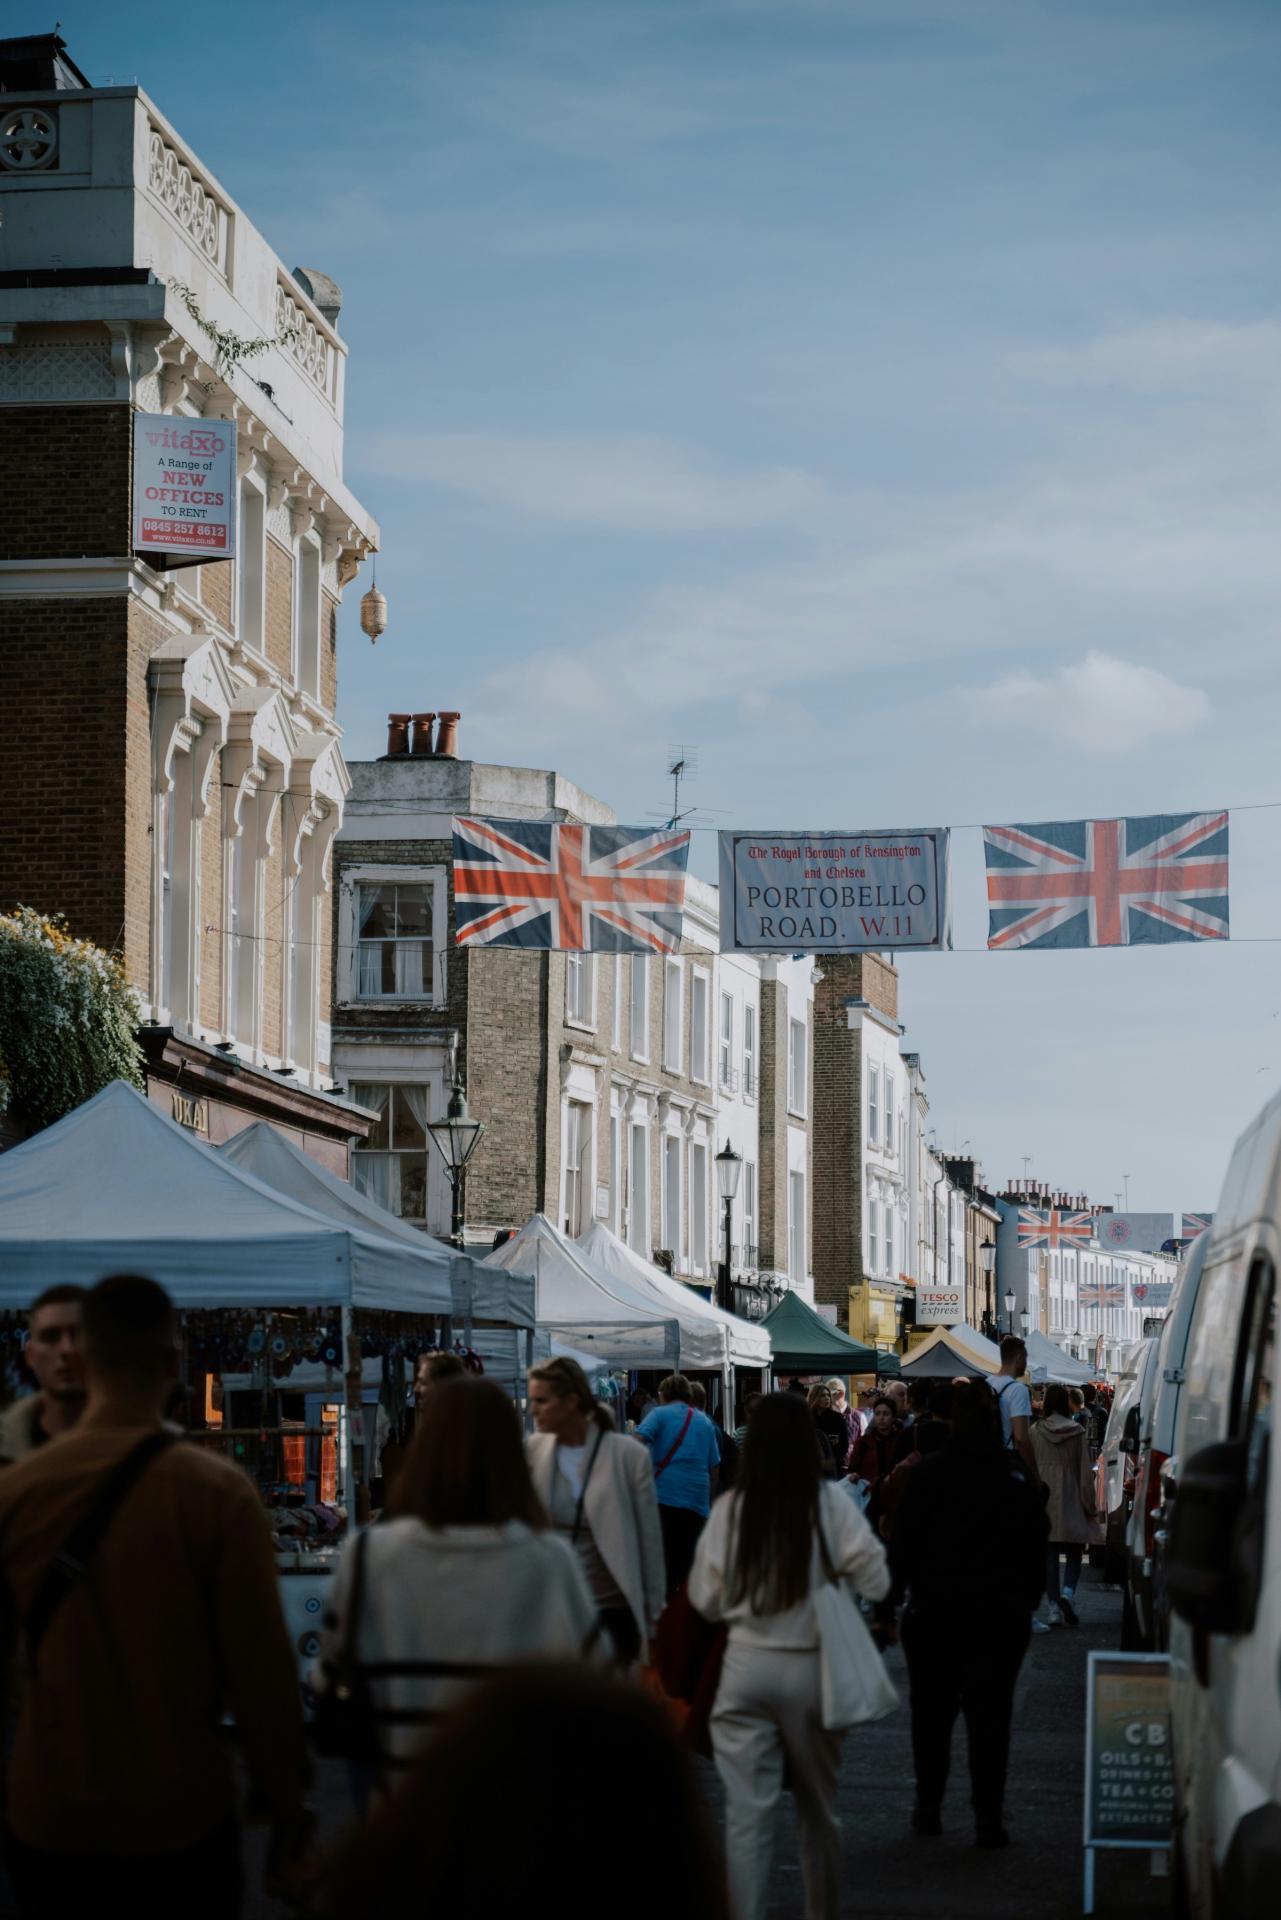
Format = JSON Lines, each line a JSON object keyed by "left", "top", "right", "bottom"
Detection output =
{"left": 637, "top": 1374, "right": 721, "bottom": 1598}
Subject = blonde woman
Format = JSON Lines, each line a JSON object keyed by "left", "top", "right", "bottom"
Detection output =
{"left": 526, "top": 1356, "right": 666, "bottom": 1665}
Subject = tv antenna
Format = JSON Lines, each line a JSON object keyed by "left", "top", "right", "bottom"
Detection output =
{"left": 664, "top": 747, "right": 698, "bottom": 829}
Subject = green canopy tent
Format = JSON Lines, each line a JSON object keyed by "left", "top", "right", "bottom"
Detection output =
{"left": 761, "top": 1290, "right": 896, "bottom": 1378}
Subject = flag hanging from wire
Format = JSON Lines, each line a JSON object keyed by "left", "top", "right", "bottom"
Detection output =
{"left": 453, "top": 817, "right": 690, "bottom": 953}
{"left": 983, "top": 812, "right": 1229, "bottom": 950}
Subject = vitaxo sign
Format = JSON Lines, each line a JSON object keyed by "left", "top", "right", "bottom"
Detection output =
{"left": 132, "top": 413, "right": 237, "bottom": 561}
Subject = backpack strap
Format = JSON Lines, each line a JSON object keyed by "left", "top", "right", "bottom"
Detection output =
{"left": 23, "top": 1431, "right": 176, "bottom": 1664}
{"left": 653, "top": 1407, "right": 694, "bottom": 1479}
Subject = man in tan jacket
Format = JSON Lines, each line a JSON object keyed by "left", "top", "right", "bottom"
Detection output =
{"left": 0, "top": 1274, "right": 310, "bottom": 1918}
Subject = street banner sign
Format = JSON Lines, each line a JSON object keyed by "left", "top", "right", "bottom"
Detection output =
{"left": 1098, "top": 1212, "right": 1175, "bottom": 1253}
{"left": 915, "top": 1287, "right": 964, "bottom": 1326}
{"left": 718, "top": 829, "right": 952, "bottom": 953}
{"left": 1082, "top": 1651, "right": 1173, "bottom": 1913}
{"left": 132, "top": 411, "right": 236, "bottom": 562}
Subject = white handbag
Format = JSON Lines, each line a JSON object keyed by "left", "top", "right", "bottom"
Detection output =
{"left": 812, "top": 1524, "right": 898, "bottom": 1732}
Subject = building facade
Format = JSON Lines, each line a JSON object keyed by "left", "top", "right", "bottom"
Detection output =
{"left": 0, "top": 37, "right": 378, "bottom": 1163}
{"left": 330, "top": 726, "right": 814, "bottom": 1302}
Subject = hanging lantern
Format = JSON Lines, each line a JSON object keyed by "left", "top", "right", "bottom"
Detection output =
{"left": 360, "top": 579, "right": 388, "bottom": 644}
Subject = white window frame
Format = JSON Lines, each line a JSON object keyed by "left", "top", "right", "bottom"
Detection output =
{"left": 237, "top": 476, "right": 266, "bottom": 652}
{"left": 608, "top": 1106, "right": 622, "bottom": 1233}
{"left": 338, "top": 865, "right": 447, "bottom": 1007}
{"left": 690, "top": 967, "right": 710, "bottom": 1085}
{"left": 868, "top": 1066, "right": 880, "bottom": 1146}
{"left": 293, "top": 531, "right": 323, "bottom": 700}
{"left": 663, "top": 958, "right": 683, "bottom": 1073}
{"left": 884, "top": 1073, "right": 894, "bottom": 1155}
{"left": 869, "top": 1196, "right": 880, "bottom": 1274}
{"left": 742, "top": 1160, "right": 757, "bottom": 1265}
{"left": 611, "top": 955, "right": 624, "bottom": 1052}
{"left": 630, "top": 956, "right": 650, "bottom": 1063}
{"left": 663, "top": 1132, "right": 684, "bottom": 1264}
{"left": 628, "top": 1120, "right": 649, "bottom": 1252}
{"left": 743, "top": 1001, "right": 757, "bottom": 1101}
{"left": 719, "top": 992, "right": 734, "bottom": 1089}
{"left": 565, "top": 951, "right": 595, "bottom": 1030}
{"left": 788, "top": 1018, "right": 806, "bottom": 1117}
{"left": 789, "top": 1168, "right": 805, "bottom": 1280}
{"left": 349, "top": 1080, "right": 434, "bottom": 1226}
{"left": 885, "top": 1201, "right": 895, "bottom": 1279}
{"left": 562, "top": 1098, "right": 593, "bottom": 1237}
{"left": 690, "top": 1140, "right": 709, "bottom": 1276}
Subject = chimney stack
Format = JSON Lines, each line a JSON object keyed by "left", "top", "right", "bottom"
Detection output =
{"left": 386, "top": 713, "right": 411, "bottom": 757}
{"left": 410, "top": 712, "right": 436, "bottom": 757}
{"left": 435, "top": 711, "right": 460, "bottom": 758}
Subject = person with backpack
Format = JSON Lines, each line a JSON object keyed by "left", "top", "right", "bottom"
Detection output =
{"left": 984, "top": 1336, "right": 1042, "bottom": 1487}
{"left": 636, "top": 1373, "right": 722, "bottom": 1598}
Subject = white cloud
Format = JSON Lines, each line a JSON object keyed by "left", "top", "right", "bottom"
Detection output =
{"left": 360, "top": 432, "right": 829, "bottom": 535}
{"left": 976, "top": 651, "right": 1211, "bottom": 755}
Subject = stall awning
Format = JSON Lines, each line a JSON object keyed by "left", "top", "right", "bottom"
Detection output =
{"left": 1024, "top": 1330, "right": 1096, "bottom": 1384}
{"left": 900, "top": 1323, "right": 1002, "bottom": 1378}
{"left": 576, "top": 1222, "right": 771, "bottom": 1369}
{"left": 483, "top": 1214, "right": 680, "bottom": 1368}
{"left": 759, "top": 1290, "right": 882, "bottom": 1375}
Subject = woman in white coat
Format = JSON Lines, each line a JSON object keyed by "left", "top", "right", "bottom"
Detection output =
{"left": 319, "top": 1378, "right": 596, "bottom": 1789}
{"left": 689, "top": 1391, "right": 891, "bottom": 1920}
{"left": 525, "top": 1356, "right": 666, "bottom": 1666}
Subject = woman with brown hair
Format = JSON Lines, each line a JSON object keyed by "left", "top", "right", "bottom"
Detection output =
{"left": 689, "top": 1391, "right": 891, "bottom": 1920}
{"left": 317, "top": 1377, "right": 596, "bottom": 1788}
{"left": 525, "top": 1355, "right": 666, "bottom": 1665}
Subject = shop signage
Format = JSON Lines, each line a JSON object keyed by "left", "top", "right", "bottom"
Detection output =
{"left": 170, "top": 1092, "right": 209, "bottom": 1135}
{"left": 1082, "top": 1651, "right": 1173, "bottom": 1913}
{"left": 718, "top": 829, "right": 952, "bottom": 952}
{"left": 132, "top": 412, "right": 237, "bottom": 561}
{"left": 916, "top": 1286, "right": 964, "bottom": 1325}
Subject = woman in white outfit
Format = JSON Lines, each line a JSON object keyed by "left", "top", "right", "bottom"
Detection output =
{"left": 689, "top": 1391, "right": 891, "bottom": 1920}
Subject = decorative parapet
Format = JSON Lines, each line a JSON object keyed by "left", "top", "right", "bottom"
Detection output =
{"left": 147, "top": 121, "right": 229, "bottom": 275}
{"left": 276, "top": 277, "right": 338, "bottom": 403}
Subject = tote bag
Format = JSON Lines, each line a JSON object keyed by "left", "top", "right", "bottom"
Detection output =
{"left": 812, "top": 1522, "right": 898, "bottom": 1733}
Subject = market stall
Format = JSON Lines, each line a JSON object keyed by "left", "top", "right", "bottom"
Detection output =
{"left": 483, "top": 1213, "right": 680, "bottom": 1368}
{"left": 899, "top": 1321, "right": 1002, "bottom": 1378}
{"left": 760, "top": 1288, "right": 886, "bottom": 1379}
{"left": 1024, "top": 1328, "right": 1096, "bottom": 1385}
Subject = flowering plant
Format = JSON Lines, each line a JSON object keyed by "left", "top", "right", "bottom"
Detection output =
{"left": 0, "top": 908, "right": 144, "bottom": 1130}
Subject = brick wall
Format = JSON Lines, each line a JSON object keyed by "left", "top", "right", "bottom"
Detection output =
{"left": 201, "top": 559, "right": 233, "bottom": 633}
{"left": 199, "top": 760, "right": 223, "bottom": 1029}
{"left": 320, "top": 590, "right": 338, "bottom": 714}
{"left": 811, "top": 959, "right": 863, "bottom": 1324}
{"left": 0, "top": 406, "right": 131, "bottom": 559}
{"left": 265, "top": 537, "right": 292, "bottom": 679}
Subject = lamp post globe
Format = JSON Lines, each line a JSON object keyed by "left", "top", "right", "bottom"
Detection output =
{"left": 1003, "top": 1288, "right": 1016, "bottom": 1334}
{"left": 426, "top": 1077, "right": 487, "bottom": 1247}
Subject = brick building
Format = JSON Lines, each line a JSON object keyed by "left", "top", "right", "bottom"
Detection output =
{"left": 0, "top": 35, "right": 378, "bottom": 1165}
{"left": 331, "top": 721, "right": 815, "bottom": 1302}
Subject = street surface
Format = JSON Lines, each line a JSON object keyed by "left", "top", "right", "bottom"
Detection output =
{"left": 244, "top": 1566, "right": 1170, "bottom": 1919}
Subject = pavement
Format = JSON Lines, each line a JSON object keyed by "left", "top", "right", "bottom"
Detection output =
{"left": 245, "top": 1565, "right": 1171, "bottom": 1918}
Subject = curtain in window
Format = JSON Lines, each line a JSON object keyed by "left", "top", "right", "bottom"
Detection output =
{"left": 352, "top": 1085, "right": 393, "bottom": 1210}
{"left": 400, "top": 1082, "right": 433, "bottom": 1139}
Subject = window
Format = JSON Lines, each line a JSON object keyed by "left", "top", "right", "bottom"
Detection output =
{"left": 884, "top": 1074, "right": 894, "bottom": 1153}
{"left": 611, "top": 956, "right": 623, "bottom": 1051}
{"left": 788, "top": 1018, "right": 806, "bottom": 1115}
{"left": 225, "top": 822, "right": 244, "bottom": 1040}
{"left": 869, "top": 1197, "right": 880, "bottom": 1273}
{"left": 719, "top": 993, "right": 733, "bottom": 1088}
{"left": 566, "top": 951, "right": 593, "bottom": 1026}
{"left": 563, "top": 1100, "right": 591, "bottom": 1237}
{"left": 663, "top": 959, "right": 683, "bottom": 1072}
{"left": 630, "top": 957, "right": 650, "bottom": 1060}
{"left": 356, "top": 881, "right": 434, "bottom": 1000}
{"left": 237, "top": 482, "right": 265, "bottom": 650}
{"left": 885, "top": 1203, "right": 894, "bottom": 1278}
{"left": 691, "top": 1142, "right": 708, "bottom": 1273}
{"left": 664, "top": 1135, "right": 683, "bottom": 1262}
{"left": 789, "top": 1170, "right": 805, "bottom": 1280}
{"left": 628, "top": 1123, "right": 648, "bottom": 1251}
{"left": 743, "top": 1003, "right": 757, "bottom": 1099}
{"left": 868, "top": 1067, "right": 880, "bottom": 1146}
{"left": 609, "top": 1110, "right": 621, "bottom": 1232}
{"left": 294, "top": 538, "right": 322, "bottom": 699}
{"left": 350, "top": 1084, "right": 431, "bottom": 1221}
{"left": 690, "top": 971, "right": 710, "bottom": 1083}
{"left": 742, "top": 1161, "right": 757, "bottom": 1264}
{"left": 159, "top": 784, "right": 175, "bottom": 1012}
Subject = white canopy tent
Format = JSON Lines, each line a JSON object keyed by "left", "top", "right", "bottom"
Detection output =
{"left": 483, "top": 1214, "right": 680, "bottom": 1368}
{"left": 1025, "top": 1329, "right": 1097, "bottom": 1385}
{"left": 219, "top": 1121, "right": 533, "bottom": 1330}
{"left": 900, "top": 1322, "right": 1003, "bottom": 1379}
{"left": 576, "top": 1221, "right": 771, "bottom": 1370}
{"left": 0, "top": 1081, "right": 468, "bottom": 1313}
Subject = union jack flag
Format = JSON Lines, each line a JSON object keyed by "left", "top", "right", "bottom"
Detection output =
{"left": 452, "top": 817, "right": 690, "bottom": 953}
{"left": 1180, "top": 1212, "right": 1214, "bottom": 1240}
{"left": 1017, "top": 1206, "right": 1095, "bottom": 1250}
{"left": 1080, "top": 1276, "right": 1125, "bottom": 1308}
{"left": 983, "top": 812, "right": 1229, "bottom": 950}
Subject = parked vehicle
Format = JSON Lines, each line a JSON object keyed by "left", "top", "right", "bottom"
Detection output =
{"left": 1125, "top": 1235, "right": 1209, "bottom": 1650}
{"left": 1164, "top": 1089, "right": 1280, "bottom": 1919}
{"left": 1096, "top": 1337, "right": 1157, "bottom": 1584}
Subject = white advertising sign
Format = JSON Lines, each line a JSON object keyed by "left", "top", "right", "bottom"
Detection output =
{"left": 132, "top": 412, "right": 236, "bottom": 560}
{"left": 916, "top": 1287, "right": 964, "bottom": 1326}
{"left": 718, "top": 830, "right": 952, "bottom": 952}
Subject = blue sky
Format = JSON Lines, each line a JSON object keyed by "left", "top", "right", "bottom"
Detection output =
{"left": 55, "top": 0, "right": 1281, "bottom": 1206}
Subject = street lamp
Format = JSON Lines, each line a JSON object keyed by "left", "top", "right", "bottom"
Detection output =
{"left": 978, "top": 1240, "right": 997, "bottom": 1339}
{"left": 715, "top": 1139, "right": 742, "bottom": 1314}
{"left": 426, "top": 1075, "right": 486, "bottom": 1247}
{"left": 1003, "top": 1288, "right": 1016, "bottom": 1334}
{"left": 1019, "top": 1308, "right": 1031, "bottom": 1337}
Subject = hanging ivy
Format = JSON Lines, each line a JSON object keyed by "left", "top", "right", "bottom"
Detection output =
{"left": 166, "top": 279, "right": 302, "bottom": 382}
{"left": 0, "top": 909, "right": 144, "bottom": 1132}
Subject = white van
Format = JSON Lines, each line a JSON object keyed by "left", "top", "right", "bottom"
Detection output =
{"left": 1164, "top": 1090, "right": 1279, "bottom": 1918}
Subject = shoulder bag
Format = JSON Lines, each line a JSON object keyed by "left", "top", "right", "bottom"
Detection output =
{"left": 812, "top": 1511, "right": 898, "bottom": 1732}
{"left": 313, "top": 1528, "right": 380, "bottom": 1765}
{"left": 652, "top": 1406, "right": 694, "bottom": 1480}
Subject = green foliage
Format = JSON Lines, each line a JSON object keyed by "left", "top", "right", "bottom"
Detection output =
{"left": 166, "top": 279, "right": 302, "bottom": 383}
{"left": 0, "top": 909, "right": 144, "bottom": 1131}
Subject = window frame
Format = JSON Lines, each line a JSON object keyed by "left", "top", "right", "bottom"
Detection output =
{"left": 789, "top": 1168, "right": 806, "bottom": 1280}
{"left": 629, "top": 956, "right": 650, "bottom": 1063}
{"left": 293, "top": 530, "right": 323, "bottom": 700}
{"left": 868, "top": 1065, "right": 880, "bottom": 1147}
{"left": 663, "top": 1132, "right": 684, "bottom": 1264}
{"left": 787, "top": 1017, "right": 806, "bottom": 1117}
{"left": 869, "top": 1196, "right": 880, "bottom": 1274}
{"left": 562, "top": 1098, "right": 593, "bottom": 1238}
{"left": 690, "top": 1139, "right": 709, "bottom": 1275}
{"left": 743, "top": 1001, "right": 757, "bottom": 1101}
{"left": 718, "top": 992, "right": 734, "bottom": 1090}
{"left": 689, "top": 967, "right": 711, "bottom": 1085}
{"left": 565, "top": 950, "right": 595, "bottom": 1030}
{"left": 349, "top": 1080, "right": 433, "bottom": 1226}
{"left": 663, "top": 957, "right": 683, "bottom": 1074}
{"left": 338, "top": 865, "right": 447, "bottom": 1008}
{"left": 883, "top": 1073, "right": 894, "bottom": 1154}
{"left": 237, "top": 476, "right": 267, "bottom": 652}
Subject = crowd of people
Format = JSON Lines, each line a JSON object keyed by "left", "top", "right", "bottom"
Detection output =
{"left": 0, "top": 1282, "right": 1098, "bottom": 1919}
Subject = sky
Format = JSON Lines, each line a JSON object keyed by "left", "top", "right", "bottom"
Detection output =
{"left": 50, "top": 0, "right": 1281, "bottom": 1209}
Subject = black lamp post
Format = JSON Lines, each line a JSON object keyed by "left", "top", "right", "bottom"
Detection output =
{"left": 1004, "top": 1287, "right": 1016, "bottom": 1335}
{"left": 426, "top": 1075, "right": 487, "bottom": 1247}
{"left": 715, "top": 1138, "right": 742, "bottom": 1314}
{"left": 979, "top": 1240, "right": 996, "bottom": 1337}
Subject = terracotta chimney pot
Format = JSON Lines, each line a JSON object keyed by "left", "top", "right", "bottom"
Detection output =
{"left": 411, "top": 712, "right": 437, "bottom": 756}
{"left": 435, "top": 711, "right": 460, "bottom": 758}
{"left": 386, "top": 712, "right": 411, "bottom": 756}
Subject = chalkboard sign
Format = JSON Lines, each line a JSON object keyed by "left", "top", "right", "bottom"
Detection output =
{"left": 1082, "top": 1651, "right": 1174, "bottom": 1914}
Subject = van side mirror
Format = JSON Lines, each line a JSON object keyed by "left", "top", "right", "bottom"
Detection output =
{"left": 1165, "top": 1440, "right": 1249, "bottom": 1635}
{"left": 1119, "top": 1404, "right": 1142, "bottom": 1456}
